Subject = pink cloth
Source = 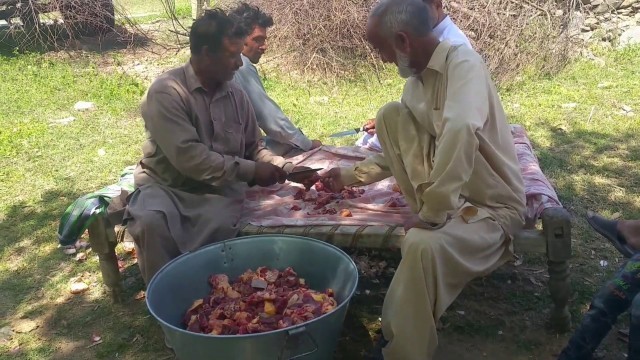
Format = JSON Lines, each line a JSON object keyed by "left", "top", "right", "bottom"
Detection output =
{"left": 242, "top": 125, "right": 562, "bottom": 227}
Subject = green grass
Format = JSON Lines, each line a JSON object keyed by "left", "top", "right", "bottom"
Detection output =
{"left": 1, "top": 45, "right": 639, "bottom": 359}
{"left": 116, "top": 0, "right": 191, "bottom": 18}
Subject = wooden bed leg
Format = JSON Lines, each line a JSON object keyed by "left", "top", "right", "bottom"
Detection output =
{"left": 542, "top": 207, "right": 572, "bottom": 333}
{"left": 88, "top": 214, "right": 123, "bottom": 303}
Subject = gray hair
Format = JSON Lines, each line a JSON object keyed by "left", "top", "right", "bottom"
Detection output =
{"left": 370, "top": 0, "right": 433, "bottom": 39}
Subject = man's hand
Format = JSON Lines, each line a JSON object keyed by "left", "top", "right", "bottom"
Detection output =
{"left": 321, "top": 167, "right": 345, "bottom": 192}
{"left": 363, "top": 119, "right": 376, "bottom": 135}
{"left": 287, "top": 166, "right": 319, "bottom": 184}
{"left": 403, "top": 214, "right": 449, "bottom": 232}
{"left": 310, "top": 140, "right": 323, "bottom": 149}
{"left": 253, "top": 162, "right": 287, "bottom": 187}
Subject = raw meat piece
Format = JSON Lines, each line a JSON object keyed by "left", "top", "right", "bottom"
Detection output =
{"left": 290, "top": 205, "right": 302, "bottom": 211}
{"left": 184, "top": 267, "right": 337, "bottom": 335}
{"left": 386, "top": 197, "right": 407, "bottom": 208}
{"left": 339, "top": 209, "right": 353, "bottom": 217}
{"left": 301, "top": 174, "right": 322, "bottom": 191}
{"left": 293, "top": 188, "right": 305, "bottom": 200}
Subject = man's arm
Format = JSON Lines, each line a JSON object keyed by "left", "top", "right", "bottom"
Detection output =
{"left": 141, "top": 84, "right": 256, "bottom": 185}
{"left": 416, "top": 54, "right": 488, "bottom": 224}
{"left": 339, "top": 153, "right": 393, "bottom": 187}
{"left": 239, "top": 88, "right": 295, "bottom": 173}
{"left": 234, "top": 63, "right": 313, "bottom": 151}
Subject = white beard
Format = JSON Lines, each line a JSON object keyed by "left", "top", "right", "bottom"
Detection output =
{"left": 396, "top": 51, "right": 414, "bottom": 79}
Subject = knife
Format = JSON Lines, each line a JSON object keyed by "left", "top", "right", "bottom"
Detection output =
{"left": 286, "top": 168, "right": 323, "bottom": 181}
{"left": 329, "top": 126, "right": 366, "bottom": 138}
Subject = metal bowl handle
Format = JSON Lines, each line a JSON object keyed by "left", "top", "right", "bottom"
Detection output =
{"left": 279, "top": 326, "right": 319, "bottom": 360}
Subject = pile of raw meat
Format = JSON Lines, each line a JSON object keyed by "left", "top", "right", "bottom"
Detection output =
{"left": 183, "top": 267, "right": 337, "bottom": 335}
{"left": 291, "top": 174, "right": 364, "bottom": 216}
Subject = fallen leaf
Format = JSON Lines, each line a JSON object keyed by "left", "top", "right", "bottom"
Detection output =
{"left": 62, "top": 246, "right": 77, "bottom": 255}
{"left": 561, "top": 103, "right": 577, "bottom": 109}
{"left": 97, "top": 149, "right": 106, "bottom": 157}
{"left": 70, "top": 282, "right": 89, "bottom": 294}
{"left": 13, "top": 319, "right": 39, "bottom": 333}
{"left": 611, "top": 212, "right": 622, "bottom": 220}
{"left": 600, "top": 260, "right": 609, "bottom": 268}
{"left": 131, "top": 334, "right": 142, "bottom": 343}
{"left": 92, "top": 333, "right": 102, "bottom": 343}
{"left": 75, "top": 252, "right": 87, "bottom": 262}
{"left": 134, "top": 291, "right": 146, "bottom": 301}
{"left": 513, "top": 255, "right": 524, "bottom": 267}
{"left": 0, "top": 326, "right": 13, "bottom": 343}
{"left": 456, "top": 311, "right": 466, "bottom": 315}
{"left": 123, "top": 241, "right": 135, "bottom": 253}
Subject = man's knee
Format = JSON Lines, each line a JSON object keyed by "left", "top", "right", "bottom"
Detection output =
{"left": 375, "top": 101, "right": 405, "bottom": 131}
{"left": 401, "top": 228, "right": 442, "bottom": 257}
{"left": 127, "top": 210, "right": 165, "bottom": 243}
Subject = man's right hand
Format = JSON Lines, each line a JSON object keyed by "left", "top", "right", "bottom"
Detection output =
{"left": 253, "top": 162, "right": 287, "bottom": 187}
{"left": 363, "top": 118, "right": 376, "bottom": 135}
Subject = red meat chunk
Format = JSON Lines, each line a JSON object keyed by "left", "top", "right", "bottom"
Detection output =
{"left": 184, "top": 267, "right": 336, "bottom": 335}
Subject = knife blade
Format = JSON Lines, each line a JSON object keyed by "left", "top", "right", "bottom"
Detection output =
{"left": 286, "top": 168, "right": 323, "bottom": 181}
{"left": 329, "top": 126, "right": 365, "bottom": 138}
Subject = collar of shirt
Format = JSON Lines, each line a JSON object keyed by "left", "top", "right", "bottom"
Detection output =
{"left": 184, "top": 60, "right": 230, "bottom": 99}
{"left": 433, "top": 15, "right": 453, "bottom": 40}
{"left": 240, "top": 54, "right": 257, "bottom": 71}
{"left": 423, "top": 40, "right": 452, "bottom": 76}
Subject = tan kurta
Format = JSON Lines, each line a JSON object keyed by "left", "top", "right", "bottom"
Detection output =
{"left": 341, "top": 41, "right": 526, "bottom": 359}
{"left": 126, "top": 61, "right": 294, "bottom": 284}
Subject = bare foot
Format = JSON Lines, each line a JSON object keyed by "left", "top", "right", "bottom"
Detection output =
{"left": 618, "top": 220, "right": 640, "bottom": 251}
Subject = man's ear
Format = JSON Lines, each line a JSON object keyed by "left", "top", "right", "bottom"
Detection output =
{"left": 394, "top": 32, "right": 411, "bottom": 54}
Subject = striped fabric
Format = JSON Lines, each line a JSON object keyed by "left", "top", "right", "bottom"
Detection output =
{"left": 57, "top": 166, "right": 135, "bottom": 246}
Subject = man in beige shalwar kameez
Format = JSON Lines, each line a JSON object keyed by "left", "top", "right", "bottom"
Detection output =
{"left": 124, "top": 9, "right": 312, "bottom": 285}
{"left": 323, "top": 1, "right": 526, "bottom": 359}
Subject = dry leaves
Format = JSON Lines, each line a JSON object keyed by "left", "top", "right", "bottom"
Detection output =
{"left": 134, "top": 291, "right": 146, "bottom": 301}
{"left": 352, "top": 255, "right": 389, "bottom": 278}
{"left": 75, "top": 252, "right": 87, "bottom": 262}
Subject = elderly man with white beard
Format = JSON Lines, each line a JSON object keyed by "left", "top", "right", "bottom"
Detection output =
{"left": 321, "top": 0, "right": 526, "bottom": 358}
{"left": 355, "top": 0, "right": 472, "bottom": 151}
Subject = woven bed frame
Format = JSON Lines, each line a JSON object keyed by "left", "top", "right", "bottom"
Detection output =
{"left": 88, "top": 204, "right": 572, "bottom": 332}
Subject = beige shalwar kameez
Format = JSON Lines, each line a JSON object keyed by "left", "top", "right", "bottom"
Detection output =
{"left": 339, "top": 41, "right": 526, "bottom": 360}
{"left": 125, "top": 62, "right": 294, "bottom": 284}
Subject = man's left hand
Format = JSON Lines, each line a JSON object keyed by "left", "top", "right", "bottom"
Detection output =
{"left": 403, "top": 214, "right": 447, "bottom": 232}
